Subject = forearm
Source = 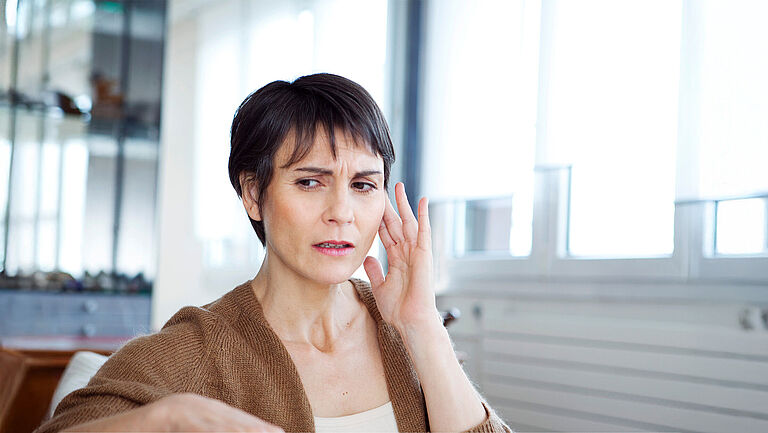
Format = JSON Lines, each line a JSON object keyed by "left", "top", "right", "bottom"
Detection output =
{"left": 52, "top": 393, "right": 283, "bottom": 433}
{"left": 63, "top": 404, "right": 164, "bottom": 433}
{"left": 397, "top": 318, "right": 487, "bottom": 433}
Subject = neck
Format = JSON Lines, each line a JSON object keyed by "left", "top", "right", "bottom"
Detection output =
{"left": 250, "top": 253, "right": 364, "bottom": 352}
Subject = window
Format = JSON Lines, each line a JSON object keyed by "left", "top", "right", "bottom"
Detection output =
{"left": 543, "top": 0, "right": 682, "bottom": 258}
{"left": 714, "top": 197, "right": 768, "bottom": 256}
{"left": 678, "top": 0, "right": 768, "bottom": 256}
{"left": 425, "top": 0, "right": 768, "bottom": 283}
{"left": 421, "top": 0, "right": 539, "bottom": 257}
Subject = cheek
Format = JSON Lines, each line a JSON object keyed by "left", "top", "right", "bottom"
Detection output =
{"left": 263, "top": 195, "right": 313, "bottom": 241}
{"left": 359, "top": 196, "right": 386, "bottom": 237}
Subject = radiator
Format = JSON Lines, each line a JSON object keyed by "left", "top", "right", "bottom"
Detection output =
{"left": 439, "top": 295, "right": 768, "bottom": 433}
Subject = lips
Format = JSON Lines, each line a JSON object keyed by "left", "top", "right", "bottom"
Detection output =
{"left": 312, "top": 240, "right": 355, "bottom": 256}
{"left": 313, "top": 240, "right": 355, "bottom": 248}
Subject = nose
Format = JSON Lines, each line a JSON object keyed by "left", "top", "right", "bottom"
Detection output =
{"left": 323, "top": 186, "right": 354, "bottom": 225}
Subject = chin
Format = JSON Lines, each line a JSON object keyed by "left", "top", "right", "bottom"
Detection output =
{"left": 306, "top": 264, "right": 359, "bottom": 286}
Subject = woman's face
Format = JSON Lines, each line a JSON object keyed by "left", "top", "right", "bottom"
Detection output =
{"left": 248, "top": 131, "right": 386, "bottom": 286}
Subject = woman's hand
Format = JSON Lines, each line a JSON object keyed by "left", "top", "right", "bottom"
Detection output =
{"left": 363, "top": 182, "right": 440, "bottom": 332}
{"left": 66, "top": 393, "right": 284, "bottom": 432}
{"left": 159, "top": 393, "right": 285, "bottom": 432}
{"left": 363, "top": 184, "right": 496, "bottom": 433}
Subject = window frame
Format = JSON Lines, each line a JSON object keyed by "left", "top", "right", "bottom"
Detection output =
{"left": 429, "top": 0, "right": 768, "bottom": 290}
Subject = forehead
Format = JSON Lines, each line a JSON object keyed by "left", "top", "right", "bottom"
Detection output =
{"left": 275, "top": 129, "right": 383, "bottom": 169}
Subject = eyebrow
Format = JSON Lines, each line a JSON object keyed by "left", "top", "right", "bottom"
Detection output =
{"left": 293, "top": 167, "right": 383, "bottom": 177}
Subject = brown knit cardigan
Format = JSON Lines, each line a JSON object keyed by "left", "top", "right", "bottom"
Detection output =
{"left": 35, "top": 278, "right": 511, "bottom": 433}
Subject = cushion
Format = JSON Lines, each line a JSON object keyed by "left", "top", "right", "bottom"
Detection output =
{"left": 45, "top": 351, "right": 108, "bottom": 421}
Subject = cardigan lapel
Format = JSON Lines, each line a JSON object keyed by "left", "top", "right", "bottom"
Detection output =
{"left": 351, "top": 278, "right": 429, "bottom": 433}
{"left": 225, "top": 281, "right": 316, "bottom": 433}
{"left": 225, "top": 278, "right": 429, "bottom": 432}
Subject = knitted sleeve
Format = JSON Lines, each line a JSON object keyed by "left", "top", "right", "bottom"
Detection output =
{"left": 33, "top": 307, "right": 211, "bottom": 433}
{"left": 464, "top": 400, "right": 514, "bottom": 433}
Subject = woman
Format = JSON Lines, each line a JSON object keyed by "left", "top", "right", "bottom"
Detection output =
{"left": 36, "top": 74, "right": 511, "bottom": 433}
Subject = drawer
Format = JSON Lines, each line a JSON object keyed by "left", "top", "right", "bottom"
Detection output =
{"left": 1, "top": 313, "right": 151, "bottom": 337}
{"left": 1, "top": 292, "right": 150, "bottom": 318}
{"left": 3, "top": 317, "right": 150, "bottom": 337}
{"left": 0, "top": 291, "right": 151, "bottom": 337}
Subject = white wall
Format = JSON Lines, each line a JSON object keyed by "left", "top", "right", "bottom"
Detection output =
{"left": 154, "top": 0, "right": 260, "bottom": 330}
{"left": 153, "top": 2, "right": 205, "bottom": 330}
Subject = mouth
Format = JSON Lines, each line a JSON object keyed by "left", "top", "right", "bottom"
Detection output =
{"left": 312, "top": 240, "right": 355, "bottom": 256}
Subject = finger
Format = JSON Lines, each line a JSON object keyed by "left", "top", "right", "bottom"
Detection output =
{"left": 395, "top": 183, "right": 418, "bottom": 244}
{"left": 383, "top": 192, "right": 405, "bottom": 244}
{"left": 363, "top": 256, "right": 385, "bottom": 288}
{"left": 417, "top": 196, "right": 432, "bottom": 251}
{"left": 378, "top": 220, "right": 404, "bottom": 263}
{"left": 378, "top": 219, "right": 396, "bottom": 249}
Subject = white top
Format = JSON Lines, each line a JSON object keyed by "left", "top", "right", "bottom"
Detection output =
{"left": 314, "top": 401, "right": 399, "bottom": 433}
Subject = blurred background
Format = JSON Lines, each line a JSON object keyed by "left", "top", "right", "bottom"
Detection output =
{"left": 1, "top": 0, "right": 767, "bottom": 432}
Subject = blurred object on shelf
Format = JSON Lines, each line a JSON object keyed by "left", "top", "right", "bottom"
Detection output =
{"left": 0, "top": 269, "right": 151, "bottom": 294}
{"left": 40, "top": 90, "right": 88, "bottom": 116}
{"left": 89, "top": 71, "right": 123, "bottom": 118}
{"left": 2, "top": 89, "right": 43, "bottom": 109}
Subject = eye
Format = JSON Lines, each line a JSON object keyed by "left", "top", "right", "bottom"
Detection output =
{"left": 297, "top": 179, "right": 320, "bottom": 189}
{"left": 352, "top": 182, "right": 377, "bottom": 194}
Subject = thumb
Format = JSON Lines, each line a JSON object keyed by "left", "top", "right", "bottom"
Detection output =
{"left": 363, "top": 256, "right": 385, "bottom": 288}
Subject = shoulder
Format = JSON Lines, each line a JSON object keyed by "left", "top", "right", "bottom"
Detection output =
{"left": 157, "top": 279, "right": 260, "bottom": 342}
{"left": 37, "top": 310, "right": 217, "bottom": 433}
{"left": 37, "top": 281, "right": 268, "bottom": 433}
{"left": 102, "top": 280, "right": 260, "bottom": 386}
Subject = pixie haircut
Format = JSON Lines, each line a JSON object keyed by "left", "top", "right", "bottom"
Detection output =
{"left": 228, "top": 73, "right": 396, "bottom": 246}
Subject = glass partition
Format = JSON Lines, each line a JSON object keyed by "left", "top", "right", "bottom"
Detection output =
{"left": 0, "top": 0, "right": 166, "bottom": 293}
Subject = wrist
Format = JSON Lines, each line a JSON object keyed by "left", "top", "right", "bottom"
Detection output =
{"left": 396, "top": 318, "right": 452, "bottom": 360}
{"left": 394, "top": 308, "right": 444, "bottom": 336}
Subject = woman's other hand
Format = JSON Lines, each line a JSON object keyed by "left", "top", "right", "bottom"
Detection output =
{"left": 157, "top": 393, "right": 285, "bottom": 432}
{"left": 65, "top": 393, "right": 284, "bottom": 432}
{"left": 363, "top": 182, "right": 440, "bottom": 332}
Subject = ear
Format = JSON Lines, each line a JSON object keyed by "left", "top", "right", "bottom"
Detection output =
{"left": 239, "top": 172, "right": 262, "bottom": 222}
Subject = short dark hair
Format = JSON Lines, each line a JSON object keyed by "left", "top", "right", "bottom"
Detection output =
{"left": 228, "top": 73, "right": 396, "bottom": 246}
